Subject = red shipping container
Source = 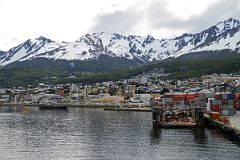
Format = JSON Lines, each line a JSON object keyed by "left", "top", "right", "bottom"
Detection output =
{"left": 235, "top": 97, "right": 240, "bottom": 101}
{"left": 212, "top": 104, "right": 222, "bottom": 113}
{"left": 186, "top": 94, "right": 198, "bottom": 99}
{"left": 222, "top": 99, "right": 227, "bottom": 105}
{"left": 234, "top": 93, "right": 240, "bottom": 98}
{"left": 170, "top": 94, "right": 198, "bottom": 102}
{"left": 233, "top": 101, "right": 236, "bottom": 108}
{"left": 172, "top": 97, "right": 185, "bottom": 101}
{"left": 210, "top": 112, "right": 221, "bottom": 121}
{"left": 173, "top": 94, "right": 186, "bottom": 99}
{"left": 214, "top": 94, "right": 222, "bottom": 99}
{"left": 235, "top": 101, "right": 240, "bottom": 108}
{"left": 58, "top": 89, "right": 65, "bottom": 96}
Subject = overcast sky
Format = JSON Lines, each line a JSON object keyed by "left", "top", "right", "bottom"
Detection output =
{"left": 0, "top": 0, "right": 239, "bottom": 50}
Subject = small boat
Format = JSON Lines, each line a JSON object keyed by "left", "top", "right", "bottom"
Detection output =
{"left": 39, "top": 101, "right": 68, "bottom": 110}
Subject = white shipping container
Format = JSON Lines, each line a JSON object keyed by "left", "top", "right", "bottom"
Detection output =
{"left": 207, "top": 103, "right": 211, "bottom": 112}
{"left": 162, "top": 98, "right": 173, "bottom": 103}
{"left": 228, "top": 100, "right": 233, "bottom": 105}
{"left": 228, "top": 105, "right": 234, "bottom": 109}
{"left": 208, "top": 98, "right": 214, "bottom": 102}
{"left": 0, "top": 89, "right": 6, "bottom": 94}
{"left": 222, "top": 109, "right": 235, "bottom": 116}
{"left": 206, "top": 93, "right": 214, "bottom": 98}
{"left": 222, "top": 94, "right": 227, "bottom": 99}
{"left": 222, "top": 105, "right": 234, "bottom": 110}
{"left": 212, "top": 99, "right": 222, "bottom": 105}
{"left": 222, "top": 110, "right": 228, "bottom": 116}
{"left": 228, "top": 109, "right": 235, "bottom": 116}
{"left": 222, "top": 105, "right": 228, "bottom": 110}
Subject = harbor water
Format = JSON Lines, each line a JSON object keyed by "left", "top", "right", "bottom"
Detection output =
{"left": 0, "top": 106, "right": 240, "bottom": 160}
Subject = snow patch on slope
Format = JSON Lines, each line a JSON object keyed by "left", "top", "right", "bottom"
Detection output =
{"left": 0, "top": 18, "right": 240, "bottom": 67}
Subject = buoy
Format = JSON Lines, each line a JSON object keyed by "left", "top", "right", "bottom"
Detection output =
{"left": 23, "top": 107, "right": 30, "bottom": 113}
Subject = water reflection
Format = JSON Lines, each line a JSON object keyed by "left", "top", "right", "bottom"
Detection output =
{"left": 0, "top": 106, "right": 240, "bottom": 160}
{"left": 150, "top": 127, "right": 162, "bottom": 144}
{"left": 192, "top": 128, "right": 208, "bottom": 145}
{"left": 0, "top": 105, "right": 26, "bottom": 113}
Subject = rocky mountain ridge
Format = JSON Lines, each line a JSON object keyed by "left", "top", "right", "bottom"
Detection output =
{"left": 0, "top": 18, "right": 240, "bottom": 67}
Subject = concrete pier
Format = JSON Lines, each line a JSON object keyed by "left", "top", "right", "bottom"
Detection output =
{"left": 229, "top": 112, "right": 240, "bottom": 129}
{"left": 152, "top": 106, "right": 204, "bottom": 128}
{"left": 104, "top": 107, "right": 152, "bottom": 112}
{"left": 204, "top": 114, "right": 240, "bottom": 140}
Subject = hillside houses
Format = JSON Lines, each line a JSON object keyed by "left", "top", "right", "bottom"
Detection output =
{"left": 1, "top": 73, "right": 240, "bottom": 113}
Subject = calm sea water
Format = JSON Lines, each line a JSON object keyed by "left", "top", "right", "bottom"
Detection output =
{"left": 0, "top": 106, "right": 240, "bottom": 160}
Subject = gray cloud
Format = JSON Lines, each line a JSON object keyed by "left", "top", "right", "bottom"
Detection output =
{"left": 165, "top": 0, "right": 240, "bottom": 33}
{"left": 145, "top": 0, "right": 181, "bottom": 29}
{"left": 90, "top": 8, "right": 140, "bottom": 34}
{"left": 90, "top": 0, "right": 240, "bottom": 37}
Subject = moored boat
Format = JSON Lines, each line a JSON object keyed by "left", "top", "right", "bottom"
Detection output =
{"left": 39, "top": 101, "right": 68, "bottom": 110}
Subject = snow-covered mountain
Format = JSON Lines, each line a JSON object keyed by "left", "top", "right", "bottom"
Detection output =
{"left": 1, "top": 18, "right": 240, "bottom": 67}
{"left": 0, "top": 50, "right": 6, "bottom": 60}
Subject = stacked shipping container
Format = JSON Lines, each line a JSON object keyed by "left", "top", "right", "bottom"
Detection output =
{"left": 164, "top": 93, "right": 198, "bottom": 102}
{"left": 160, "top": 92, "right": 240, "bottom": 115}
{"left": 207, "top": 93, "right": 235, "bottom": 116}
{"left": 234, "top": 93, "right": 240, "bottom": 111}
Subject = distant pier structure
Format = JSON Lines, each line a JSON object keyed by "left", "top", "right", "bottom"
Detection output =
{"left": 152, "top": 105, "right": 205, "bottom": 128}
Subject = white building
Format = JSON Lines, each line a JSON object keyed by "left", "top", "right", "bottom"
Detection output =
{"left": 0, "top": 89, "right": 6, "bottom": 94}
{"left": 138, "top": 76, "right": 148, "bottom": 85}
{"left": 70, "top": 84, "right": 79, "bottom": 92}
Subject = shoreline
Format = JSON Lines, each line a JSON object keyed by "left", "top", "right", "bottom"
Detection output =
{"left": 0, "top": 103, "right": 114, "bottom": 108}
{"left": 104, "top": 107, "right": 152, "bottom": 112}
{"left": 0, "top": 103, "right": 151, "bottom": 110}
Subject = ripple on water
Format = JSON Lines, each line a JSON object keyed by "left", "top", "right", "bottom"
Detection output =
{"left": 0, "top": 106, "right": 240, "bottom": 160}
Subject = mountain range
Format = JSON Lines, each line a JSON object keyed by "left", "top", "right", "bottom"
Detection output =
{"left": 0, "top": 18, "right": 240, "bottom": 70}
